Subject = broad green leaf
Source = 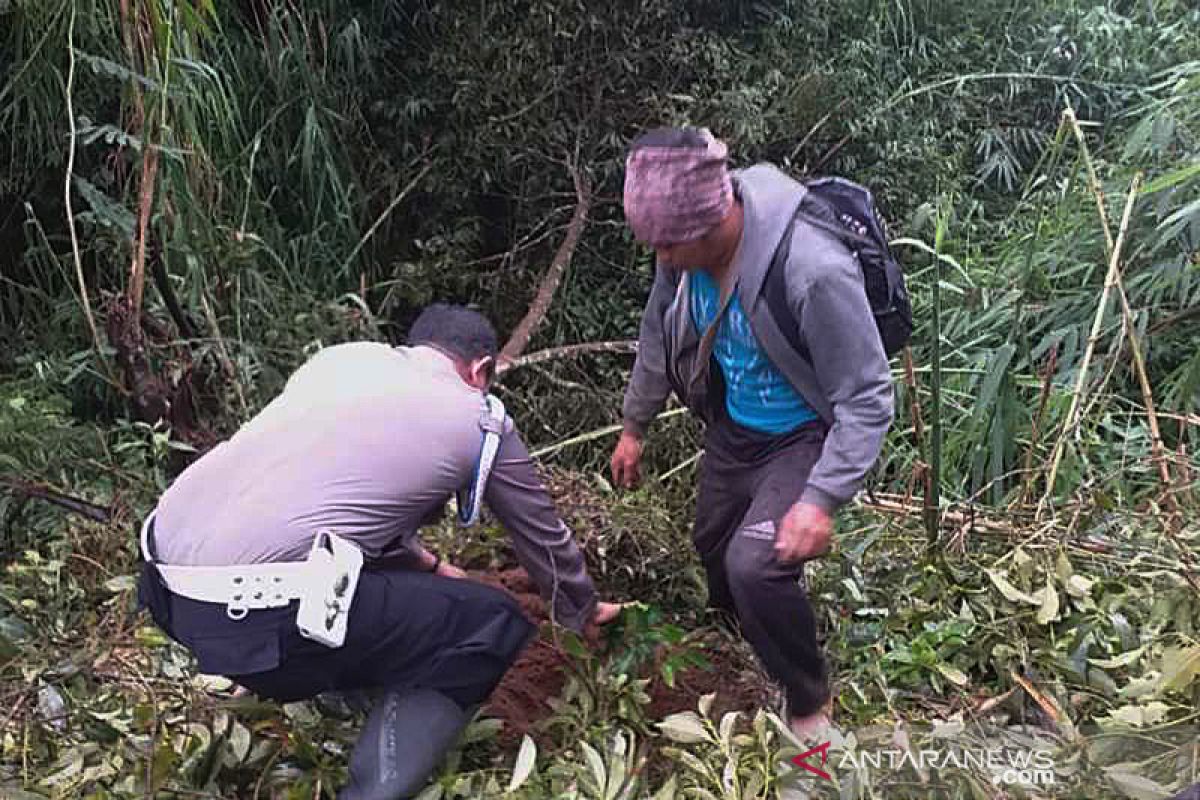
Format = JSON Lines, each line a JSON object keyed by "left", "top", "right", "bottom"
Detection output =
{"left": 1118, "top": 672, "right": 1160, "bottom": 699}
{"left": 103, "top": 575, "right": 137, "bottom": 593}
{"left": 606, "top": 733, "right": 628, "bottom": 800}
{"left": 1036, "top": 580, "right": 1060, "bottom": 625}
{"left": 718, "top": 711, "right": 738, "bottom": 749}
{"left": 1090, "top": 647, "right": 1145, "bottom": 669}
{"left": 657, "top": 711, "right": 709, "bottom": 744}
{"left": 676, "top": 749, "right": 711, "bottom": 777}
{"left": 228, "top": 721, "right": 252, "bottom": 764}
{"left": 651, "top": 776, "right": 678, "bottom": 800}
{"left": 1157, "top": 645, "right": 1200, "bottom": 695}
{"left": 1066, "top": 574, "right": 1095, "bottom": 598}
{"left": 581, "top": 741, "right": 607, "bottom": 791}
{"left": 461, "top": 717, "right": 503, "bottom": 744}
{"left": 414, "top": 785, "right": 444, "bottom": 800}
{"left": 935, "top": 663, "right": 969, "bottom": 687}
{"left": 1104, "top": 768, "right": 1173, "bottom": 800}
{"left": 506, "top": 735, "right": 536, "bottom": 793}
{"left": 135, "top": 626, "right": 170, "bottom": 647}
{"left": 1056, "top": 551, "right": 1074, "bottom": 582}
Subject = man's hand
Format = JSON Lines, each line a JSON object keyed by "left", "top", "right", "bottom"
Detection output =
{"left": 435, "top": 560, "right": 468, "bottom": 579}
{"left": 581, "top": 601, "right": 626, "bottom": 646}
{"left": 774, "top": 502, "right": 834, "bottom": 564}
{"left": 610, "top": 431, "right": 644, "bottom": 488}
{"left": 593, "top": 601, "right": 624, "bottom": 626}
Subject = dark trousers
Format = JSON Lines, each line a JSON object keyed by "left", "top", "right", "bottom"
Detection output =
{"left": 693, "top": 419, "right": 830, "bottom": 717}
{"left": 139, "top": 560, "right": 535, "bottom": 710}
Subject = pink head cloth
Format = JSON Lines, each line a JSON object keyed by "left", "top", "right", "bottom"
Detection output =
{"left": 623, "top": 128, "right": 733, "bottom": 246}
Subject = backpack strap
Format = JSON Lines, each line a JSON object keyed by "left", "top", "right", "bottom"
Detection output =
{"left": 763, "top": 189, "right": 883, "bottom": 366}
{"left": 456, "top": 394, "right": 506, "bottom": 527}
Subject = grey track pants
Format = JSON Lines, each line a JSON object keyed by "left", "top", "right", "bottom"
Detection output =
{"left": 692, "top": 420, "right": 831, "bottom": 717}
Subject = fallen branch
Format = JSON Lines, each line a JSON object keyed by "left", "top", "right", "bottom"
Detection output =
{"left": 497, "top": 340, "right": 636, "bottom": 375}
{"left": 500, "top": 163, "right": 592, "bottom": 362}
{"left": 860, "top": 492, "right": 1022, "bottom": 536}
{"left": 0, "top": 477, "right": 113, "bottom": 523}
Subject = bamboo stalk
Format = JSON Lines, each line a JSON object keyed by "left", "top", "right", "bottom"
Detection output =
{"left": 1020, "top": 346, "right": 1058, "bottom": 504}
{"left": 927, "top": 205, "right": 948, "bottom": 548}
{"left": 530, "top": 408, "right": 688, "bottom": 460}
{"left": 338, "top": 162, "right": 433, "bottom": 277}
{"left": 1040, "top": 173, "right": 1142, "bottom": 516}
{"left": 1066, "top": 106, "right": 1175, "bottom": 499}
{"left": 659, "top": 450, "right": 702, "bottom": 482}
{"left": 63, "top": 2, "right": 101, "bottom": 354}
{"left": 901, "top": 346, "right": 934, "bottom": 534}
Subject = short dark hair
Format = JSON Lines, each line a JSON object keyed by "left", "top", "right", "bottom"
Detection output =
{"left": 629, "top": 126, "right": 710, "bottom": 152}
{"left": 407, "top": 303, "right": 498, "bottom": 362}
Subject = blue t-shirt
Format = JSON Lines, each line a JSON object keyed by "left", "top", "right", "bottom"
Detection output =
{"left": 689, "top": 270, "right": 817, "bottom": 435}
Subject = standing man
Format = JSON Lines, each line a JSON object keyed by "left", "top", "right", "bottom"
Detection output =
{"left": 138, "top": 303, "right": 620, "bottom": 799}
{"left": 610, "top": 128, "right": 894, "bottom": 738}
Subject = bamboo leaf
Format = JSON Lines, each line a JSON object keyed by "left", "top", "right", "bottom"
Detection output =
{"left": 1141, "top": 161, "right": 1200, "bottom": 194}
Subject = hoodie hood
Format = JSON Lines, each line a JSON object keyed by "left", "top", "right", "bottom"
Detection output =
{"left": 729, "top": 164, "right": 809, "bottom": 304}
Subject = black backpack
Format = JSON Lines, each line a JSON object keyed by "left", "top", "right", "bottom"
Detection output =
{"left": 763, "top": 176, "right": 912, "bottom": 360}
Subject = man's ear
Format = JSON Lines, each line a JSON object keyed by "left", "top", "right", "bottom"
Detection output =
{"left": 469, "top": 356, "right": 495, "bottom": 390}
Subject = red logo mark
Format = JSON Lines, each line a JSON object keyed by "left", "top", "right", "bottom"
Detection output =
{"left": 790, "top": 740, "right": 832, "bottom": 780}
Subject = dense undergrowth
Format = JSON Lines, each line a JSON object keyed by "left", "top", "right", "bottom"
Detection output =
{"left": 2, "top": 0, "right": 1199, "bottom": 797}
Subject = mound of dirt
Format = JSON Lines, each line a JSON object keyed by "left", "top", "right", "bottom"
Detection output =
{"left": 471, "top": 568, "right": 573, "bottom": 746}
{"left": 471, "top": 567, "right": 770, "bottom": 745}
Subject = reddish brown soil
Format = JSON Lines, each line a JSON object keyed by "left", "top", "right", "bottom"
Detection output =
{"left": 471, "top": 568, "right": 573, "bottom": 746}
{"left": 643, "top": 636, "right": 771, "bottom": 721}
{"left": 472, "top": 567, "right": 770, "bottom": 745}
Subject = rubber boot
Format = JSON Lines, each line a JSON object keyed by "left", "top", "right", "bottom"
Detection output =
{"left": 337, "top": 688, "right": 470, "bottom": 800}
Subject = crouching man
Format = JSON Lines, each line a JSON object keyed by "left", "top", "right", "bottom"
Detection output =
{"left": 137, "top": 304, "right": 620, "bottom": 799}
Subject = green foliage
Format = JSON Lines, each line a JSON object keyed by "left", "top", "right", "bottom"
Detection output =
{"left": 603, "top": 602, "right": 710, "bottom": 690}
{"left": 2, "top": 0, "right": 1200, "bottom": 797}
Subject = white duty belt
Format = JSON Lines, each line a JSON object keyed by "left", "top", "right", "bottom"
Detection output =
{"left": 140, "top": 514, "right": 363, "bottom": 648}
{"left": 456, "top": 394, "right": 506, "bottom": 527}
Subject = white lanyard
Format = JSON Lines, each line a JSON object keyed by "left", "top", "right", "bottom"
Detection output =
{"left": 457, "top": 394, "right": 506, "bottom": 526}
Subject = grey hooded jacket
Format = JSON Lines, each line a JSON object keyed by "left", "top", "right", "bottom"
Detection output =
{"left": 621, "top": 164, "right": 895, "bottom": 511}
